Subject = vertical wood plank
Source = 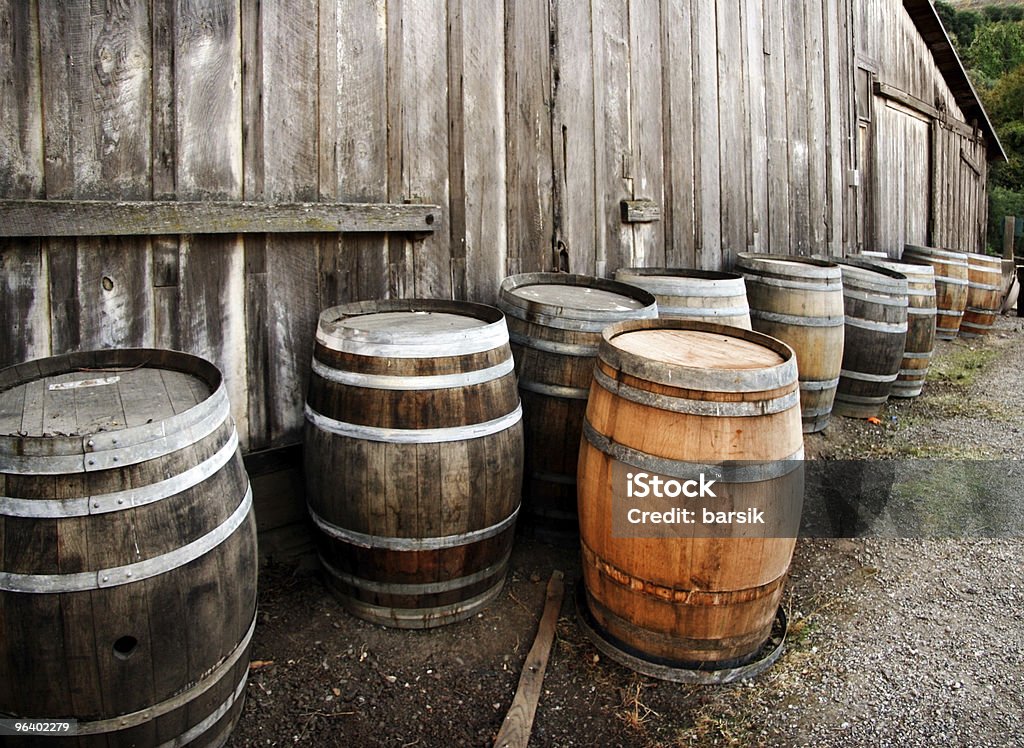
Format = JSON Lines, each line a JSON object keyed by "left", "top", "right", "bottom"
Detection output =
{"left": 326, "top": 0, "right": 390, "bottom": 303}
{"left": 743, "top": 0, "right": 769, "bottom": 253}
{"left": 458, "top": 0, "right": 507, "bottom": 301}
{"left": 394, "top": 0, "right": 451, "bottom": 298}
{"left": 784, "top": 0, "right": 810, "bottom": 254}
{"left": 716, "top": 0, "right": 747, "bottom": 265}
{"left": 550, "top": 0, "right": 596, "bottom": 276}
{"left": 592, "top": 0, "right": 632, "bottom": 276}
{"left": 504, "top": 0, "right": 554, "bottom": 276}
{"left": 660, "top": 0, "right": 695, "bottom": 267}
{"left": 75, "top": 237, "right": 153, "bottom": 349}
{"left": 692, "top": 0, "right": 721, "bottom": 268}
{"left": 764, "top": 0, "right": 791, "bottom": 254}
{"left": 804, "top": 0, "right": 828, "bottom": 251}
{"left": 261, "top": 0, "right": 320, "bottom": 446}
{"left": 0, "top": 241, "right": 50, "bottom": 367}
{"left": 0, "top": 0, "right": 44, "bottom": 198}
{"left": 627, "top": 0, "right": 665, "bottom": 268}
{"left": 175, "top": 0, "right": 249, "bottom": 448}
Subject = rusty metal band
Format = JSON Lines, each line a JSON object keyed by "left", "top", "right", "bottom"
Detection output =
{"left": 69, "top": 612, "right": 255, "bottom": 736}
{"left": 799, "top": 377, "right": 841, "bottom": 392}
{"left": 0, "top": 485, "right": 252, "bottom": 593}
{"left": 842, "top": 288, "right": 908, "bottom": 306}
{"left": 320, "top": 550, "right": 511, "bottom": 595}
{"left": 337, "top": 580, "right": 505, "bottom": 629}
{"left": 749, "top": 309, "right": 844, "bottom": 327}
{"left": 309, "top": 504, "right": 519, "bottom": 551}
{"left": 311, "top": 355, "right": 515, "bottom": 390}
{"left": 657, "top": 305, "right": 750, "bottom": 318}
{"left": 741, "top": 274, "right": 841, "bottom": 292}
{"left": 518, "top": 379, "right": 591, "bottom": 400}
{"left": 582, "top": 419, "right": 803, "bottom": 483}
{"left": 0, "top": 429, "right": 239, "bottom": 519}
{"left": 843, "top": 316, "right": 907, "bottom": 333}
{"left": 304, "top": 402, "right": 522, "bottom": 444}
{"left": 840, "top": 368, "right": 899, "bottom": 383}
{"left": 508, "top": 330, "right": 600, "bottom": 357}
{"left": 592, "top": 366, "right": 799, "bottom": 417}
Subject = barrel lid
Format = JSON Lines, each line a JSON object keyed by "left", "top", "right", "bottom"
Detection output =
{"left": 734, "top": 252, "right": 842, "bottom": 281}
{"left": 902, "top": 244, "right": 969, "bottom": 263}
{"left": 0, "top": 349, "right": 228, "bottom": 474}
{"left": 316, "top": 298, "right": 509, "bottom": 358}
{"left": 510, "top": 283, "right": 648, "bottom": 311}
{"left": 497, "top": 273, "right": 657, "bottom": 331}
{"left": 599, "top": 320, "right": 797, "bottom": 393}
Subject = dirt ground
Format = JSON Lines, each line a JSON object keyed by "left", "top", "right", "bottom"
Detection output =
{"left": 226, "top": 314, "right": 1024, "bottom": 748}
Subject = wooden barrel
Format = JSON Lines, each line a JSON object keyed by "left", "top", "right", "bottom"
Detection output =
{"left": 578, "top": 320, "right": 803, "bottom": 670}
{"left": 960, "top": 253, "right": 1004, "bottom": 338}
{"left": 852, "top": 256, "right": 936, "bottom": 398}
{"left": 832, "top": 261, "right": 909, "bottom": 418}
{"left": 0, "top": 349, "right": 256, "bottom": 748}
{"left": 304, "top": 299, "right": 523, "bottom": 628}
{"left": 734, "top": 253, "right": 845, "bottom": 433}
{"left": 496, "top": 273, "right": 657, "bottom": 543}
{"left": 613, "top": 267, "right": 752, "bottom": 328}
{"left": 902, "top": 245, "right": 969, "bottom": 340}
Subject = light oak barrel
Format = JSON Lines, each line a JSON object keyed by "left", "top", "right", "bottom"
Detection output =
{"left": 733, "top": 253, "right": 845, "bottom": 433}
{"left": 851, "top": 255, "right": 936, "bottom": 398}
{"left": 614, "top": 267, "right": 752, "bottom": 329}
{"left": 303, "top": 299, "right": 523, "bottom": 628}
{"left": 960, "top": 253, "right": 1004, "bottom": 338}
{"left": 831, "top": 261, "right": 909, "bottom": 418}
{"left": 902, "top": 245, "right": 969, "bottom": 340}
{"left": 577, "top": 320, "right": 804, "bottom": 667}
{"left": 497, "top": 273, "right": 657, "bottom": 544}
{"left": 0, "top": 349, "right": 257, "bottom": 748}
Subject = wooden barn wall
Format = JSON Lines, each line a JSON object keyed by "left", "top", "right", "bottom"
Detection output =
{"left": 0, "top": 0, "right": 992, "bottom": 454}
{"left": 856, "top": 0, "right": 989, "bottom": 254}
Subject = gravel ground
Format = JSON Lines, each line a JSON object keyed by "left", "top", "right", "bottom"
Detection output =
{"left": 226, "top": 314, "right": 1024, "bottom": 748}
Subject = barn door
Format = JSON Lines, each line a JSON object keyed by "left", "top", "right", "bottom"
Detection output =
{"left": 869, "top": 100, "right": 931, "bottom": 252}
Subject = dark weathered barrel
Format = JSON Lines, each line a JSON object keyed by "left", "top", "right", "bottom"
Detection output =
{"left": 304, "top": 299, "right": 523, "bottom": 628}
{"left": 0, "top": 349, "right": 257, "bottom": 748}
{"left": 577, "top": 320, "right": 803, "bottom": 675}
{"left": 614, "top": 267, "right": 752, "bottom": 328}
{"left": 852, "top": 256, "right": 936, "bottom": 398}
{"left": 497, "top": 273, "right": 657, "bottom": 543}
{"left": 960, "top": 253, "right": 1003, "bottom": 338}
{"left": 832, "top": 261, "right": 909, "bottom": 418}
{"left": 902, "top": 245, "right": 969, "bottom": 340}
{"left": 734, "top": 254, "right": 845, "bottom": 433}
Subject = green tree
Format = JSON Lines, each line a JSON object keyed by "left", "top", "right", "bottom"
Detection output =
{"left": 965, "top": 21, "right": 1024, "bottom": 83}
{"left": 937, "top": 1, "right": 981, "bottom": 48}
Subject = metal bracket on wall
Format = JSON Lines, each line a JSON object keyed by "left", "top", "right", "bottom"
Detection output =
{"left": 0, "top": 200, "right": 441, "bottom": 237}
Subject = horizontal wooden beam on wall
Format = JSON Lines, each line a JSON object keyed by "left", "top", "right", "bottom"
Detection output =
{"left": 873, "top": 81, "right": 978, "bottom": 141}
{"left": 0, "top": 200, "right": 441, "bottom": 237}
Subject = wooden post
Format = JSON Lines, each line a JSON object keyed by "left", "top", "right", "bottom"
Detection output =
{"left": 1005, "top": 216, "right": 1016, "bottom": 260}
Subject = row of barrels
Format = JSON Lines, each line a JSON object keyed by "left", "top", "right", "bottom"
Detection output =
{"left": 0, "top": 247, "right": 1006, "bottom": 741}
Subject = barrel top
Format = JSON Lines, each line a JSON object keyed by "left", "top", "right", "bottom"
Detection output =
{"left": 599, "top": 320, "right": 797, "bottom": 393}
{"left": 615, "top": 267, "right": 742, "bottom": 282}
{"left": 611, "top": 329, "right": 785, "bottom": 370}
{"left": 508, "top": 283, "right": 648, "bottom": 312}
{"left": 337, "top": 310, "right": 487, "bottom": 335}
{"left": 1, "top": 367, "right": 210, "bottom": 438}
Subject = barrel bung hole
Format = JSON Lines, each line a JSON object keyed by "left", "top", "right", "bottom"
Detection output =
{"left": 112, "top": 635, "right": 138, "bottom": 660}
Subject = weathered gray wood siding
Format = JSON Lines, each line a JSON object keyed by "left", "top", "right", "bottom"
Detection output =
{"left": 0, "top": 0, "right": 993, "bottom": 451}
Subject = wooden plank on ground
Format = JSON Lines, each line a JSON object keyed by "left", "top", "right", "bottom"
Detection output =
{"left": 493, "top": 570, "right": 566, "bottom": 748}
